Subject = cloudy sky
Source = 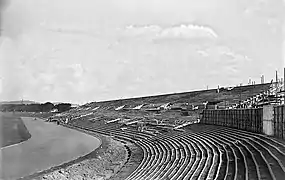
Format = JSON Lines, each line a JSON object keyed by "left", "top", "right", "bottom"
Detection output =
{"left": 0, "top": 0, "right": 284, "bottom": 104}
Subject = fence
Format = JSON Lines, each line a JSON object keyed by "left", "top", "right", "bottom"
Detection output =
{"left": 273, "top": 105, "right": 285, "bottom": 139}
{"left": 200, "top": 108, "right": 263, "bottom": 133}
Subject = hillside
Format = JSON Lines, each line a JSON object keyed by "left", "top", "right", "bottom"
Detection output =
{"left": 52, "top": 83, "right": 273, "bottom": 129}
{"left": 88, "top": 83, "right": 272, "bottom": 108}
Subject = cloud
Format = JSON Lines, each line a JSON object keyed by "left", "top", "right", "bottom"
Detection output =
{"left": 219, "top": 47, "right": 252, "bottom": 63}
{"left": 124, "top": 25, "right": 162, "bottom": 36}
{"left": 68, "top": 64, "right": 84, "bottom": 78}
{"left": 122, "top": 23, "right": 218, "bottom": 40}
{"left": 0, "top": 37, "right": 27, "bottom": 100}
{"left": 1, "top": 0, "right": 281, "bottom": 103}
{"left": 0, "top": 77, "right": 2, "bottom": 95}
{"left": 197, "top": 50, "right": 209, "bottom": 57}
{"left": 159, "top": 24, "right": 218, "bottom": 39}
{"left": 42, "top": 24, "right": 100, "bottom": 38}
{"left": 200, "top": 45, "right": 252, "bottom": 62}
{"left": 37, "top": 72, "right": 56, "bottom": 84}
{"left": 192, "top": 45, "right": 254, "bottom": 85}
{"left": 0, "top": 0, "right": 11, "bottom": 39}
{"left": 242, "top": 0, "right": 284, "bottom": 30}
{"left": 0, "top": 0, "right": 11, "bottom": 12}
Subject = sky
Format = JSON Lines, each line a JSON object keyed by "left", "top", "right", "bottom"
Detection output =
{"left": 0, "top": 0, "right": 284, "bottom": 104}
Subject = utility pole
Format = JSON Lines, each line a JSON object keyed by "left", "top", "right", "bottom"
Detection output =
{"left": 276, "top": 70, "right": 278, "bottom": 89}
{"left": 283, "top": 67, "right": 285, "bottom": 104}
{"left": 274, "top": 70, "right": 279, "bottom": 104}
{"left": 261, "top": 75, "right": 264, "bottom": 84}
{"left": 239, "top": 88, "right": 242, "bottom": 108}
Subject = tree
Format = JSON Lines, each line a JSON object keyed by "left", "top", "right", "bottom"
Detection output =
{"left": 41, "top": 102, "right": 54, "bottom": 112}
{"left": 55, "top": 103, "right": 72, "bottom": 112}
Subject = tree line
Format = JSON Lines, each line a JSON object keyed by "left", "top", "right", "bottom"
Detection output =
{"left": 0, "top": 102, "right": 73, "bottom": 113}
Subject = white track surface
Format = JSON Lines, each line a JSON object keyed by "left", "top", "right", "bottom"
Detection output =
{"left": 1, "top": 117, "right": 101, "bottom": 180}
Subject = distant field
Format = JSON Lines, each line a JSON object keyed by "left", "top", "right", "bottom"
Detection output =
{"left": 0, "top": 114, "right": 31, "bottom": 148}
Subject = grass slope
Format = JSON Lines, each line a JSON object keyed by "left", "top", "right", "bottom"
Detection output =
{"left": 0, "top": 114, "right": 31, "bottom": 148}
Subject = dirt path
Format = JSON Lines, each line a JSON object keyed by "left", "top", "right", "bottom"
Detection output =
{"left": 1, "top": 117, "right": 101, "bottom": 180}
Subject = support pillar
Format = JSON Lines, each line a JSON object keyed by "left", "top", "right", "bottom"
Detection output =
{"left": 262, "top": 105, "right": 274, "bottom": 136}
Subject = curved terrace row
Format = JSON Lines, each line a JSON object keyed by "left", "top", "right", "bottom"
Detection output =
{"left": 66, "top": 117, "right": 285, "bottom": 180}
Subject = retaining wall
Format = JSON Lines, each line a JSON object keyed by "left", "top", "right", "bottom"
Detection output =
{"left": 200, "top": 108, "right": 263, "bottom": 133}
{"left": 200, "top": 105, "right": 285, "bottom": 139}
{"left": 274, "top": 105, "right": 285, "bottom": 139}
